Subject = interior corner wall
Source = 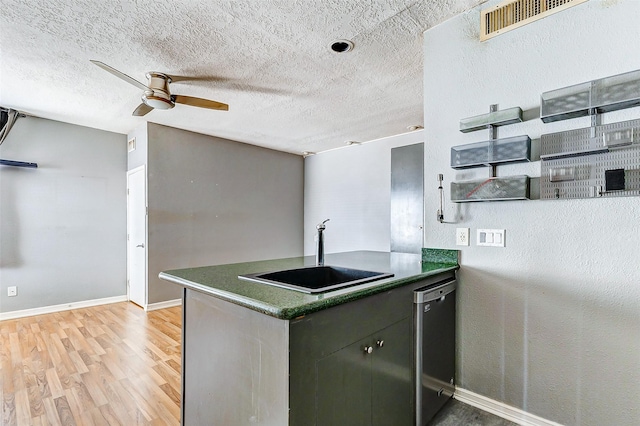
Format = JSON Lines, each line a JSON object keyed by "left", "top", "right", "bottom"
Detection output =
{"left": 303, "top": 130, "right": 424, "bottom": 255}
{"left": 0, "top": 117, "right": 127, "bottom": 313}
{"left": 423, "top": 2, "right": 640, "bottom": 425}
{"left": 146, "top": 124, "right": 304, "bottom": 304}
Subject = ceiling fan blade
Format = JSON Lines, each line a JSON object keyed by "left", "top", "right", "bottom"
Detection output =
{"left": 167, "top": 75, "right": 283, "bottom": 94}
{"left": 90, "top": 60, "right": 148, "bottom": 91}
{"left": 173, "top": 95, "right": 229, "bottom": 111}
{"left": 132, "top": 103, "right": 154, "bottom": 116}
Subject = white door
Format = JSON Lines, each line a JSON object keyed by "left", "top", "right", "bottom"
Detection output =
{"left": 127, "top": 166, "right": 147, "bottom": 308}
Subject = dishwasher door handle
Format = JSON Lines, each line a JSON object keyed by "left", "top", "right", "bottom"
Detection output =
{"left": 414, "top": 280, "right": 456, "bottom": 304}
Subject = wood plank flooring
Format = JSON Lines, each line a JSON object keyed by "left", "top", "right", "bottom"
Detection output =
{"left": 2, "top": 301, "right": 516, "bottom": 426}
{"left": 0, "top": 302, "right": 181, "bottom": 426}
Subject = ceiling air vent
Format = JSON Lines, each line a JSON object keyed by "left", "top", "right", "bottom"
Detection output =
{"left": 480, "top": 0, "right": 588, "bottom": 41}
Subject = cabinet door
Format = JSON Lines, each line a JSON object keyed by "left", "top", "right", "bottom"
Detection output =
{"left": 316, "top": 336, "right": 373, "bottom": 425}
{"left": 315, "top": 317, "right": 413, "bottom": 426}
{"left": 372, "top": 317, "right": 413, "bottom": 426}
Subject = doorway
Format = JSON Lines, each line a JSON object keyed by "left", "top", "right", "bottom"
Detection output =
{"left": 390, "top": 143, "right": 424, "bottom": 254}
{"left": 127, "top": 165, "right": 147, "bottom": 308}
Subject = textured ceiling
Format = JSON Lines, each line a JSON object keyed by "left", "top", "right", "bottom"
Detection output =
{"left": 0, "top": 0, "right": 484, "bottom": 154}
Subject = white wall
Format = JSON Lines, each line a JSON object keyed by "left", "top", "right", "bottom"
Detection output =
{"left": 0, "top": 116, "right": 127, "bottom": 313}
{"left": 304, "top": 130, "right": 424, "bottom": 255}
{"left": 423, "top": 2, "right": 640, "bottom": 425}
{"left": 144, "top": 123, "right": 304, "bottom": 304}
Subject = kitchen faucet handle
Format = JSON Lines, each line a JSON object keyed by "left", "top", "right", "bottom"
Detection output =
{"left": 317, "top": 218, "right": 330, "bottom": 230}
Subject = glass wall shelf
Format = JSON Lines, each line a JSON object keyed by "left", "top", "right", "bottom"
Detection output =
{"left": 541, "top": 69, "right": 640, "bottom": 123}
{"left": 451, "top": 176, "right": 530, "bottom": 202}
{"left": 451, "top": 135, "right": 531, "bottom": 169}
{"left": 459, "top": 107, "right": 523, "bottom": 133}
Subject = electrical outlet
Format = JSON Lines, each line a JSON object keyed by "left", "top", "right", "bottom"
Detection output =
{"left": 7, "top": 286, "right": 17, "bottom": 297}
{"left": 456, "top": 228, "right": 470, "bottom": 246}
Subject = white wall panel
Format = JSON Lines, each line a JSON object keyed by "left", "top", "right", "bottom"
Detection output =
{"left": 304, "top": 131, "right": 424, "bottom": 255}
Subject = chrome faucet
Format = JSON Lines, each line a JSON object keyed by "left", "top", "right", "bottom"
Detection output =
{"left": 316, "top": 219, "right": 330, "bottom": 266}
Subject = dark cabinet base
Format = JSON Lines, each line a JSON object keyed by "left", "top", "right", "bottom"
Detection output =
{"left": 316, "top": 317, "right": 413, "bottom": 426}
{"left": 179, "top": 270, "right": 456, "bottom": 425}
{"left": 290, "top": 271, "right": 456, "bottom": 425}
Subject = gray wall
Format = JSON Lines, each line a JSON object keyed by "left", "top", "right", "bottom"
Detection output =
{"left": 423, "top": 1, "right": 640, "bottom": 425}
{"left": 303, "top": 3, "right": 640, "bottom": 425}
{"left": 0, "top": 116, "right": 127, "bottom": 313}
{"left": 145, "top": 123, "right": 304, "bottom": 304}
{"left": 303, "top": 130, "right": 424, "bottom": 255}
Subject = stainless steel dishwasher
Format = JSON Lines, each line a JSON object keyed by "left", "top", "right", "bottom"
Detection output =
{"left": 414, "top": 279, "right": 457, "bottom": 425}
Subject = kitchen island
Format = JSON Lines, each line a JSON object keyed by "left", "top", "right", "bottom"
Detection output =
{"left": 160, "top": 250, "right": 458, "bottom": 425}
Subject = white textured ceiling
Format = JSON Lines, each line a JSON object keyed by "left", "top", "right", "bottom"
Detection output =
{"left": 0, "top": 0, "right": 484, "bottom": 154}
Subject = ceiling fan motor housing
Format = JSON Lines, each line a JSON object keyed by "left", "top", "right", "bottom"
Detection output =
{"left": 143, "top": 72, "right": 174, "bottom": 110}
{"left": 90, "top": 60, "right": 229, "bottom": 115}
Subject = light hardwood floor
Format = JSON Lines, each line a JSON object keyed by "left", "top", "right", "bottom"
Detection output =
{"left": 1, "top": 302, "right": 182, "bottom": 426}
{"left": 1, "top": 302, "right": 515, "bottom": 426}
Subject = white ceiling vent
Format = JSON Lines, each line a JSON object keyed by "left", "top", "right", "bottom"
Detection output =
{"left": 480, "top": 0, "right": 588, "bottom": 41}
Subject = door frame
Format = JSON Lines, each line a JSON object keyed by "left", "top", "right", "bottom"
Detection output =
{"left": 126, "top": 165, "right": 147, "bottom": 308}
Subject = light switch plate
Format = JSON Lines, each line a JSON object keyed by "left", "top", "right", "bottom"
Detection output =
{"left": 7, "top": 286, "right": 17, "bottom": 297}
{"left": 477, "top": 229, "right": 506, "bottom": 247}
{"left": 456, "top": 228, "right": 470, "bottom": 246}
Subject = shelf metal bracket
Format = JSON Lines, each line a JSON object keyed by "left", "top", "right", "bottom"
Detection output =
{"left": 488, "top": 104, "right": 498, "bottom": 177}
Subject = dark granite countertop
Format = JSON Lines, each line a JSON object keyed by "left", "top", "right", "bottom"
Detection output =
{"left": 159, "top": 250, "right": 458, "bottom": 320}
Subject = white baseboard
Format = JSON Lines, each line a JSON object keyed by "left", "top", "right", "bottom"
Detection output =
{"left": 454, "top": 388, "right": 564, "bottom": 426}
{"left": 0, "top": 295, "right": 128, "bottom": 321}
{"left": 145, "top": 298, "right": 182, "bottom": 312}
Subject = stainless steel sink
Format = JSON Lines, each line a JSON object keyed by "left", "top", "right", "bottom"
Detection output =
{"left": 238, "top": 266, "right": 394, "bottom": 294}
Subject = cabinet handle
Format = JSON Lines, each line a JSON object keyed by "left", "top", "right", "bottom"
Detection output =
{"left": 363, "top": 346, "right": 373, "bottom": 354}
{"left": 376, "top": 340, "right": 384, "bottom": 348}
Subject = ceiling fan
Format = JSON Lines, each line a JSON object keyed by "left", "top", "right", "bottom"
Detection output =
{"left": 90, "top": 60, "right": 229, "bottom": 116}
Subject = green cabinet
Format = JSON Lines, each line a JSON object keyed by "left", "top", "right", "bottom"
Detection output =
{"left": 316, "top": 335, "right": 372, "bottom": 425}
{"left": 316, "top": 317, "right": 413, "bottom": 426}
{"left": 371, "top": 318, "right": 413, "bottom": 425}
{"left": 289, "top": 271, "right": 455, "bottom": 425}
{"left": 179, "top": 269, "right": 456, "bottom": 425}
